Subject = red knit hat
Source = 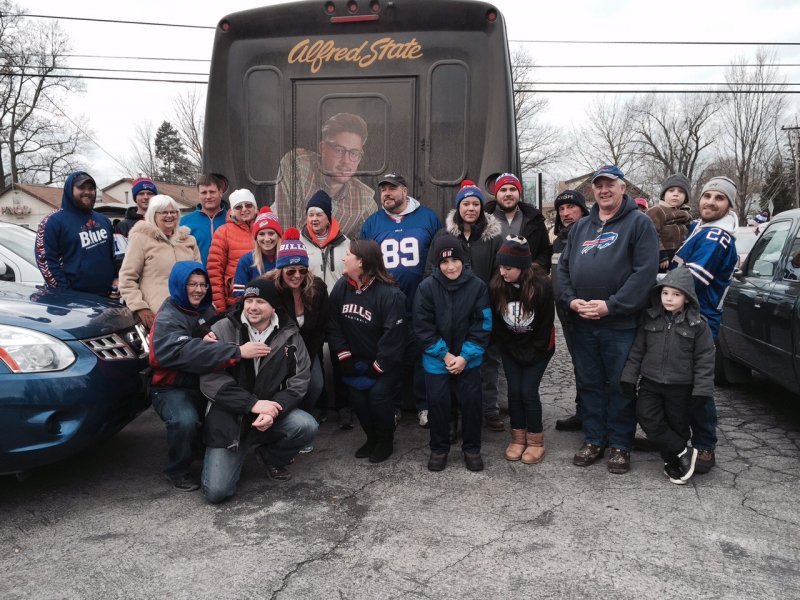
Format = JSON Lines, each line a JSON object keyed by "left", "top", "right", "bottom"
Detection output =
{"left": 251, "top": 206, "right": 283, "bottom": 238}
{"left": 493, "top": 173, "right": 523, "bottom": 197}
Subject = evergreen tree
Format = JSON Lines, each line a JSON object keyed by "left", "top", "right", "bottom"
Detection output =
{"left": 154, "top": 120, "right": 194, "bottom": 184}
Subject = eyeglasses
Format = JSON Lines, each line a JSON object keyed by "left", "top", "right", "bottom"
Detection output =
{"left": 156, "top": 210, "right": 179, "bottom": 217}
{"left": 323, "top": 141, "right": 364, "bottom": 162}
{"left": 186, "top": 282, "right": 209, "bottom": 290}
{"left": 285, "top": 268, "right": 308, "bottom": 276}
{"left": 233, "top": 204, "right": 255, "bottom": 211}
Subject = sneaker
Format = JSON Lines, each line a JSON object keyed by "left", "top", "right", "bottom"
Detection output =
{"left": 427, "top": 452, "right": 448, "bottom": 472}
{"left": 668, "top": 447, "right": 698, "bottom": 485}
{"left": 663, "top": 459, "right": 682, "bottom": 480}
{"left": 463, "top": 451, "right": 484, "bottom": 472}
{"left": 607, "top": 448, "right": 631, "bottom": 474}
{"left": 311, "top": 407, "right": 328, "bottom": 424}
{"left": 694, "top": 449, "right": 715, "bottom": 474}
{"left": 338, "top": 407, "right": 354, "bottom": 430}
{"left": 394, "top": 408, "right": 402, "bottom": 425}
{"left": 484, "top": 414, "right": 505, "bottom": 432}
{"left": 299, "top": 444, "right": 314, "bottom": 453}
{"left": 264, "top": 464, "right": 292, "bottom": 481}
{"left": 572, "top": 442, "right": 605, "bottom": 467}
{"left": 168, "top": 474, "right": 199, "bottom": 492}
{"left": 555, "top": 414, "right": 582, "bottom": 431}
{"left": 417, "top": 410, "right": 429, "bottom": 428}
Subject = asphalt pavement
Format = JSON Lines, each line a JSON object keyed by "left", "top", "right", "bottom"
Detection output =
{"left": 2, "top": 326, "right": 800, "bottom": 599}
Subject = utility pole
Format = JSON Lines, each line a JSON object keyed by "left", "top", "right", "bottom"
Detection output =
{"left": 782, "top": 126, "right": 800, "bottom": 210}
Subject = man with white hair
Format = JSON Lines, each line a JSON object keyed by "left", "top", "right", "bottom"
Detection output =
{"left": 670, "top": 175, "right": 739, "bottom": 474}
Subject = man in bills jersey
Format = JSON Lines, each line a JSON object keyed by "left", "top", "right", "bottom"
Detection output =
{"left": 360, "top": 173, "right": 442, "bottom": 428}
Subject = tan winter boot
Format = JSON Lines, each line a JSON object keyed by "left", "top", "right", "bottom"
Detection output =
{"left": 505, "top": 429, "right": 527, "bottom": 461}
{"left": 521, "top": 432, "right": 545, "bottom": 464}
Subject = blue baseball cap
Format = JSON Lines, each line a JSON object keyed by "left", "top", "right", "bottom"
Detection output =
{"left": 591, "top": 165, "right": 625, "bottom": 183}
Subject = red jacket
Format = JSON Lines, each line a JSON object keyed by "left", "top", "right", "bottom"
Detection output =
{"left": 207, "top": 217, "right": 255, "bottom": 311}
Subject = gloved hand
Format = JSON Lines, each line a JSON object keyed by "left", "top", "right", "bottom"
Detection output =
{"left": 620, "top": 381, "right": 637, "bottom": 398}
{"left": 354, "top": 360, "right": 369, "bottom": 376}
{"left": 370, "top": 361, "right": 384, "bottom": 377}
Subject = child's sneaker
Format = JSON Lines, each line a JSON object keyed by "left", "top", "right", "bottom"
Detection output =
{"left": 668, "top": 447, "right": 698, "bottom": 485}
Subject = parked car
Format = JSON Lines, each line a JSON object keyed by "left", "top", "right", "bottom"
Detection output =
{"left": 0, "top": 282, "right": 150, "bottom": 474}
{"left": 718, "top": 210, "right": 800, "bottom": 393}
{"left": 0, "top": 222, "right": 44, "bottom": 285}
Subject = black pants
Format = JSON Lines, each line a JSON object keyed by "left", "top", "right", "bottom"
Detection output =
{"left": 426, "top": 367, "right": 482, "bottom": 455}
{"left": 635, "top": 378, "right": 692, "bottom": 459}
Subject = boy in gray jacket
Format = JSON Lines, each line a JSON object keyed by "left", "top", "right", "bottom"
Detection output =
{"left": 621, "top": 267, "right": 715, "bottom": 485}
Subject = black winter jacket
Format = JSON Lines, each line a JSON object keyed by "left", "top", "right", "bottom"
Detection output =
{"left": 485, "top": 201, "right": 553, "bottom": 272}
{"left": 427, "top": 210, "right": 503, "bottom": 284}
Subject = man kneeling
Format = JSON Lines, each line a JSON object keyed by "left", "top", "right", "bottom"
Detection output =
{"left": 200, "top": 278, "right": 318, "bottom": 503}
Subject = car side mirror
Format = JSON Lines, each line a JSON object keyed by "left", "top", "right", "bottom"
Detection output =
{"left": 734, "top": 268, "right": 744, "bottom": 280}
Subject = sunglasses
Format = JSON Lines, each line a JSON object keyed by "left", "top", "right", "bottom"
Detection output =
{"left": 285, "top": 267, "right": 308, "bottom": 276}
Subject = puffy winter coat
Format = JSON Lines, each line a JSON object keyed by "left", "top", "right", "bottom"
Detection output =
{"left": 207, "top": 216, "right": 255, "bottom": 311}
{"left": 428, "top": 210, "right": 503, "bottom": 283}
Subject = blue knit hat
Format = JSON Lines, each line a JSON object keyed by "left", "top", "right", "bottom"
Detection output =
{"left": 455, "top": 180, "right": 484, "bottom": 207}
{"left": 276, "top": 227, "right": 309, "bottom": 269}
{"left": 131, "top": 177, "right": 157, "bottom": 199}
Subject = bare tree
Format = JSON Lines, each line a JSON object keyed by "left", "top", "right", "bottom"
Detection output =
{"left": 629, "top": 93, "right": 722, "bottom": 185}
{"left": 127, "top": 121, "right": 159, "bottom": 178}
{"left": 172, "top": 86, "right": 204, "bottom": 174}
{"left": 511, "top": 46, "right": 562, "bottom": 174}
{"left": 0, "top": 7, "right": 86, "bottom": 184}
{"left": 568, "top": 97, "right": 639, "bottom": 177}
{"left": 718, "top": 48, "right": 787, "bottom": 222}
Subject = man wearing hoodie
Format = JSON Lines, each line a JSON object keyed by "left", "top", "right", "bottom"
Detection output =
{"left": 670, "top": 175, "right": 739, "bottom": 474}
{"left": 361, "top": 172, "right": 442, "bottom": 427}
{"left": 148, "top": 261, "right": 270, "bottom": 491}
{"left": 36, "top": 171, "right": 119, "bottom": 297}
{"left": 556, "top": 165, "right": 659, "bottom": 474}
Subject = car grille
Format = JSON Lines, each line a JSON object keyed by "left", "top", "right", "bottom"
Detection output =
{"left": 82, "top": 324, "right": 149, "bottom": 361}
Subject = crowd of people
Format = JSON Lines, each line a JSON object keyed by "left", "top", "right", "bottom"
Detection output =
{"left": 33, "top": 161, "right": 739, "bottom": 503}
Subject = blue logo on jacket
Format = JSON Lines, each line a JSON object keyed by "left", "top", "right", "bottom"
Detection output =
{"left": 581, "top": 232, "right": 618, "bottom": 254}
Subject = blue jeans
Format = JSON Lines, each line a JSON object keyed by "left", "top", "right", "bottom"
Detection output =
{"left": 151, "top": 387, "right": 205, "bottom": 479}
{"left": 560, "top": 322, "right": 583, "bottom": 419}
{"left": 690, "top": 396, "right": 718, "bottom": 451}
{"left": 201, "top": 409, "right": 318, "bottom": 504}
{"left": 501, "top": 352, "right": 551, "bottom": 432}
{"left": 425, "top": 367, "right": 482, "bottom": 454}
{"left": 571, "top": 324, "right": 637, "bottom": 451}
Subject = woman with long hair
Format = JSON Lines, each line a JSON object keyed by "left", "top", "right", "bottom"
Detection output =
{"left": 489, "top": 236, "right": 555, "bottom": 464}
{"left": 233, "top": 207, "right": 283, "bottom": 299}
{"left": 327, "top": 239, "right": 407, "bottom": 463}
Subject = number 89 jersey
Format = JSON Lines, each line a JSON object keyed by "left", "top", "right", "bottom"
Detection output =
{"left": 360, "top": 202, "right": 442, "bottom": 313}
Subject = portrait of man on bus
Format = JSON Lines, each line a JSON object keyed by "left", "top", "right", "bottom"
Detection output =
{"left": 274, "top": 112, "right": 377, "bottom": 240}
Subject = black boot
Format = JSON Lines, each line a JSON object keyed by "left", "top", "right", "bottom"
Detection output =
{"left": 355, "top": 425, "right": 376, "bottom": 459}
{"left": 369, "top": 429, "right": 394, "bottom": 463}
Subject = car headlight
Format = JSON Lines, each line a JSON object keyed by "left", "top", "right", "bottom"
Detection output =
{"left": 0, "top": 325, "right": 77, "bottom": 373}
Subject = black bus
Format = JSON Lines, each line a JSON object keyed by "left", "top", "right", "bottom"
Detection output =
{"left": 204, "top": 0, "right": 518, "bottom": 238}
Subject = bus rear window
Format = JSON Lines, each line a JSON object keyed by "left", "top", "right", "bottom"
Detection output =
{"left": 429, "top": 63, "right": 467, "bottom": 184}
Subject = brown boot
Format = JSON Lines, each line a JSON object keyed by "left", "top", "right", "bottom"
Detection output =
{"left": 521, "top": 432, "right": 545, "bottom": 464}
{"left": 505, "top": 429, "right": 527, "bottom": 461}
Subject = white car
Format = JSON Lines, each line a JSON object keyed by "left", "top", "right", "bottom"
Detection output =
{"left": 0, "top": 222, "right": 44, "bottom": 285}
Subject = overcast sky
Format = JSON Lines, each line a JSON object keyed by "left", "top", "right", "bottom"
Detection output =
{"left": 24, "top": 0, "right": 800, "bottom": 187}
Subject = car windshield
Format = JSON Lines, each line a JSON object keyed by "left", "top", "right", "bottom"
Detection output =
{"left": 0, "top": 226, "right": 37, "bottom": 267}
{"left": 736, "top": 231, "right": 758, "bottom": 255}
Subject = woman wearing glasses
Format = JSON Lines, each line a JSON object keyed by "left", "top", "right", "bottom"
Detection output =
{"left": 208, "top": 188, "right": 260, "bottom": 312}
{"left": 232, "top": 207, "right": 283, "bottom": 299}
{"left": 265, "top": 229, "right": 330, "bottom": 421}
{"left": 119, "top": 194, "right": 200, "bottom": 329}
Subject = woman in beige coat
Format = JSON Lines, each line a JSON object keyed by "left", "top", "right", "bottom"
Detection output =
{"left": 119, "top": 195, "right": 201, "bottom": 329}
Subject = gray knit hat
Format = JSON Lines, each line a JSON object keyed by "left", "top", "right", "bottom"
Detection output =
{"left": 660, "top": 173, "right": 691, "bottom": 204}
{"left": 701, "top": 176, "right": 737, "bottom": 207}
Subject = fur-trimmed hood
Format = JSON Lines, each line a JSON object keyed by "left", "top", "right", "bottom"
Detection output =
{"left": 444, "top": 209, "right": 502, "bottom": 242}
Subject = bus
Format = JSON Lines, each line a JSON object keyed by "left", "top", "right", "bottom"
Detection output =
{"left": 203, "top": 0, "right": 519, "bottom": 237}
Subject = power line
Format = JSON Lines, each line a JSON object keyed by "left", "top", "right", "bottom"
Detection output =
{"left": 66, "top": 54, "right": 209, "bottom": 63}
{"left": 522, "top": 63, "right": 800, "bottom": 69}
{"left": 517, "top": 81, "right": 797, "bottom": 86}
{"left": 13, "top": 72, "right": 207, "bottom": 84}
{"left": 20, "top": 14, "right": 214, "bottom": 30}
{"left": 15, "top": 65, "right": 208, "bottom": 76}
{"left": 517, "top": 89, "right": 800, "bottom": 94}
{"left": 510, "top": 39, "right": 800, "bottom": 46}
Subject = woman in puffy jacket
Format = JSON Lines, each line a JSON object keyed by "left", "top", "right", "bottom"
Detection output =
{"left": 232, "top": 207, "right": 283, "bottom": 299}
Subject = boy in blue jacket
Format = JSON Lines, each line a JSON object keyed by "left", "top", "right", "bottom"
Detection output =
{"left": 414, "top": 235, "right": 491, "bottom": 472}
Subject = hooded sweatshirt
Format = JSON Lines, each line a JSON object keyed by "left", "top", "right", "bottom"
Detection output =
{"left": 35, "top": 171, "right": 117, "bottom": 295}
{"left": 148, "top": 261, "right": 240, "bottom": 388}
{"left": 621, "top": 267, "right": 715, "bottom": 397}
{"left": 555, "top": 194, "right": 659, "bottom": 329}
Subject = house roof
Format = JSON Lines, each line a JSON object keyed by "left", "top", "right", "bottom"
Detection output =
{"left": 0, "top": 183, "right": 125, "bottom": 209}
{"left": 102, "top": 178, "right": 196, "bottom": 209}
{"left": 558, "top": 173, "right": 649, "bottom": 203}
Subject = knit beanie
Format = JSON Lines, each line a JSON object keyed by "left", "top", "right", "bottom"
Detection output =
{"left": 131, "top": 177, "right": 157, "bottom": 199}
{"left": 553, "top": 190, "right": 588, "bottom": 234}
{"left": 241, "top": 278, "right": 280, "bottom": 308}
{"left": 306, "top": 189, "right": 333, "bottom": 222}
{"left": 493, "top": 172, "right": 523, "bottom": 197}
{"left": 496, "top": 235, "right": 532, "bottom": 269}
{"left": 229, "top": 188, "right": 257, "bottom": 209}
{"left": 432, "top": 234, "right": 466, "bottom": 265}
{"left": 251, "top": 206, "right": 283, "bottom": 238}
{"left": 701, "top": 176, "right": 737, "bottom": 207}
{"left": 660, "top": 173, "right": 691, "bottom": 203}
{"left": 455, "top": 180, "right": 484, "bottom": 207}
{"left": 276, "top": 227, "right": 309, "bottom": 269}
